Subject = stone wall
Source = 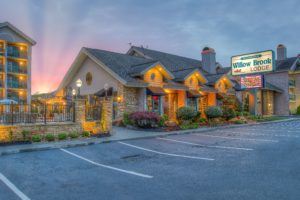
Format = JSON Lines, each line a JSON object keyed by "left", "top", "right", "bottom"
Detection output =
{"left": 0, "top": 122, "right": 81, "bottom": 142}
{"left": 0, "top": 98, "right": 113, "bottom": 143}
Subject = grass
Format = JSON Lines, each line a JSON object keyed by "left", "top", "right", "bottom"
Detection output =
{"left": 255, "top": 116, "right": 287, "bottom": 122}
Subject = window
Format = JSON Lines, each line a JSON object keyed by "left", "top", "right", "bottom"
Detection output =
{"left": 147, "top": 95, "right": 161, "bottom": 114}
{"left": 187, "top": 98, "right": 198, "bottom": 111}
{"left": 86, "top": 72, "right": 92, "bottom": 86}
{"left": 150, "top": 73, "right": 155, "bottom": 80}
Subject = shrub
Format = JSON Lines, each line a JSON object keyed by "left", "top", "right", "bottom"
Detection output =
{"left": 123, "top": 112, "right": 133, "bottom": 126}
{"left": 69, "top": 132, "right": 79, "bottom": 139}
{"left": 32, "top": 135, "right": 42, "bottom": 142}
{"left": 8, "top": 130, "right": 13, "bottom": 142}
{"left": 297, "top": 106, "right": 300, "bottom": 115}
{"left": 58, "top": 133, "right": 67, "bottom": 140}
{"left": 222, "top": 107, "right": 236, "bottom": 120}
{"left": 21, "top": 130, "right": 31, "bottom": 141}
{"left": 45, "top": 134, "right": 55, "bottom": 142}
{"left": 82, "top": 131, "right": 90, "bottom": 137}
{"left": 205, "top": 106, "right": 223, "bottom": 119}
{"left": 129, "top": 111, "right": 161, "bottom": 128}
{"left": 159, "top": 114, "right": 169, "bottom": 127}
{"left": 234, "top": 119, "right": 245, "bottom": 124}
{"left": 176, "top": 107, "right": 200, "bottom": 123}
{"left": 179, "top": 122, "right": 199, "bottom": 130}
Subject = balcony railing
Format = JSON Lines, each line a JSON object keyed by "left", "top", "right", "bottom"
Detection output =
{"left": 289, "top": 94, "right": 296, "bottom": 101}
{"left": 7, "top": 47, "right": 28, "bottom": 59}
{"left": 7, "top": 67, "right": 27, "bottom": 74}
{"left": 289, "top": 80, "right": 296, "bottom": 87}
{"left": 7, "top": 81, "right": 27, "bottom": 89}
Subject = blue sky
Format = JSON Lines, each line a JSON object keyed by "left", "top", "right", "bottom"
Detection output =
{"left": 0, "top": 0, "right": 299, "bottom": 93}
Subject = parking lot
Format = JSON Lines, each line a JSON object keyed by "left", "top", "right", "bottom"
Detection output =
{"left": 0, "top": 120, "right": 300, "bottom": 200}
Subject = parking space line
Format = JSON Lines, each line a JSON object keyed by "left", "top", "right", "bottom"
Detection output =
{"left": 60, "top": 149, "right": 153, "bottom": 179}
{"left": 215, "top": 131, "right": 300, "bottom": 138}
{"left": 118, "top": 142, "right": 214, "bottom": 161}
{"left": 157, "top": 138, "right": 253, "bottom": 151}
{"left": 194, "top": 134, "right": 278, "bottom": 142}
{"left": 0, "top": 173, "right": 30, "bottom": 200}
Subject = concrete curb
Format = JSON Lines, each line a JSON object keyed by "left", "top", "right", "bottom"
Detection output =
{"left": 0, "top": 118, "right": 299, "bottom": 156}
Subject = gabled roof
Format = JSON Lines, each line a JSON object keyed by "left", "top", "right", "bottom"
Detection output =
{"left": 0, "top": 22, "right": 36, "bottom": 45}
{"left": 85, "top": 48, "right": 156, "bottom": 84}
{"left": 129, "top": 60, "right": 174, "bottom": 79}
{"left": 216, "top": 67, "right": 231, "bottom": 75}
{"left": 205, "top": 73, "right": 225, "bottom": 86}
{"left": 276, "top": 57, "right": 298, "bottom": 71}
{"left": 172, "top": 68, "right": 207, "bottom": 83}
{"left": 127, "top": 46, "right": 208, "bottom": 74}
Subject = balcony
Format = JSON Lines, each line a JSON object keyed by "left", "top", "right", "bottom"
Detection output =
{"left": 289, "top": 79, "right": 296, "bottom": 87}
{"left": 289, "top": 94, "right": 296, "bottom": 102}
{"left": 7, "top": 67, "right": 27, "bottom": 74}
{"left": 7, "top": 81, "right": 27, "bottom": 89}
{"left": 7, "top": 46, "right": 28, "bottom": 59}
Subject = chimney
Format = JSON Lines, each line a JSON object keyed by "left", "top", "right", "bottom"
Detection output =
{"left": 277, "top": 44, "right": 287, "bottom": 60}
{"left": 201, "top": 47, "right": 216, "bottom": 74}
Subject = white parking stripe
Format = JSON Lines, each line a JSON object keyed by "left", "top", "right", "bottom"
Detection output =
{"left": 158, "top": 138, "right": 253, "bottom": 151}
{"left": 118, "top": 142, "right": 214, "bottom": 161}
{"left": 60, "top": 149, "right": 153, "bottom": 179}
{"left": 195, "top": 134, "right": 278, "bottom": 142}
{"left": 215, "top": 130, "right": 300, "bottom": 138}
{"left": 0, "top": 173, "right": 30, "bottom": 200}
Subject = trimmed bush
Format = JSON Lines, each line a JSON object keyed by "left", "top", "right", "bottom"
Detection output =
{"left": 21, "top": 130, "right": 31, "bottom": 142}
{"left": 176, "top": 107, "right": 200, "bottom": 123}
{"left": 159, "top": 114, "right": 169, "bottom": 127}
{"left": 297, "top": 106, "right": 300, "bottom": 115}
{"left": 222, "top": 107, "right": 236, "bottom": 120}
{"left": 69, "top": 132, "right": 79, "bottom": 139}
{"left": 234, "top": 119, "right": 245, "bottom": 124}
{"left": 58, "top": 133, "right": 67, "bottom": 140}
{"left": 129, "top": 111, "right": 161, "bottom": 128}
{"left": 32, "top": 135, "right": 42, "bottom": 142}
{"left": 45, "top": 134, "right": 55, "bottom": 142}
{"left": 82, "top": 131, "right": 90, "bottom": 137}
{"left": 123, "top": 112, "right": 133, "bottom": 126}
{"left": 205, "top": 106, "right": 223, "bottom": 119}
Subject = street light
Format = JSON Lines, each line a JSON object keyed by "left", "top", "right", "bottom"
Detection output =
{"left": 76, "top": 79, "right": 82, "bottom": 98}
{"left": 104, "top": 83, "right": 109, "bottom": 99}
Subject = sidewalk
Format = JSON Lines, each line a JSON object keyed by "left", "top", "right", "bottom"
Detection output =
{"left": 0, "top": 117, "right": 299, "bottom": 156}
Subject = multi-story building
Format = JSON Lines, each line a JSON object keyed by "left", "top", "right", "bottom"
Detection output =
{"left": 0, "top": 22, "right": 36, "bottom": 104}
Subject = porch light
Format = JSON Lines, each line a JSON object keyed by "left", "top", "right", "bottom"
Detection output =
{"left": 19, "top": 61, "right": 24, "bottom": 66}
{"left": 117, "top": 96, "right": 122, "bottom": 102}
{"left": 158, "top": 67, "right": 162, "bottom": 71}
{"left": 19, "top": 46, "right": 24, "bottom": 51}
{"left": 19, "top": 91, "right": 23, "bottom": 95}
{"left": 76, "top": 79, "right": 82, "bottom": 88}
{"left": 104, "top": 83, "right": 109, "bottom": 98}
{"left": 72, "top": 89, "right": 76, "bottom": 96}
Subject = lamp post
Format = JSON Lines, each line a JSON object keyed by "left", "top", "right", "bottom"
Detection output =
{"left": 72, "top": 88, "right": 76, "bottom": 100}
{"left": 76, "top": 79, "right": 82, "bottom": 99}
{"left": 104, "top": 83, "right": 109, "bottom": 99}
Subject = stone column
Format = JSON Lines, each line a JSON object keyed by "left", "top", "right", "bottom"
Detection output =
{"left": 74, "top": 99, "right": 86, "bottom": 124}
{"left": 101, "top": 97, "right": 113, "bottom": 133}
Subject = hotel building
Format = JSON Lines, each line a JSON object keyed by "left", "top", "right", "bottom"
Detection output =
{"left": 0, "top": 22, "right": 36, "bottom": 104}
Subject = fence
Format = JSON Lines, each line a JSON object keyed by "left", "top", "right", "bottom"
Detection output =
{"left": 85, "top": 104, "right": 102, "bottom": 121}
{"left": 0, "top": 103, "right": 75, "bottom": 125}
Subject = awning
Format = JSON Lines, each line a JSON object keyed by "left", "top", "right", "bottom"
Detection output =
{"left": 262, "top": 82, "right": 283, "bottom": 93}
{"left": 147, "top": 87, "right": 166, "bottom": 96}
{"left": 187, "top": 90, "right": 201, "bottom": 98}
{"left": 200, "top": 85, "right": 217, "bottom": 93}
{"left": 95, "top": 87, "right": 113, "bottom": 97}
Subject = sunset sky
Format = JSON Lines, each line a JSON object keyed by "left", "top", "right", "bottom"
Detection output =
{"left": 0, "top": 0, "right": 299, "bottom": 94}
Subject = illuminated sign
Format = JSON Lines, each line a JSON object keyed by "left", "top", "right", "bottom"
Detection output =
{"left": 240, "top": 75, "right": 263, "bottom": 89}
{"left": 231, "top": 50, "right": 274, "bottom": 76}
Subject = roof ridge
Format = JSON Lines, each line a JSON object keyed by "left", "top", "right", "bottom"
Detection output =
{"left": 130, "top": 60, "right": 158, "bottom": 68}
{"left": 132, "top": 46, "right": 201, "bottom": 62}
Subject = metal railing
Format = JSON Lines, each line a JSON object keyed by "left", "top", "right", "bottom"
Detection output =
{"left": 289, "top": 79, "right": 296, "bottom": 87}
{"left": 0, "top": 104, "right": 75, "bottom": 125}
{"left": 85, "top": 104, "right": 102, "bottom": 121}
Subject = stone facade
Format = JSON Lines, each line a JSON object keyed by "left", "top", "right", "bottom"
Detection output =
{"left": 264, "top": 72, "right": 290, "bottom": 115}
{"left": 116, "top": 82, "right": 140, "bottom": 119}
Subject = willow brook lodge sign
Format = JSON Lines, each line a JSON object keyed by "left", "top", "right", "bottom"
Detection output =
{"left": 231, "top": 50, "right": 275, "bottom": 76}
